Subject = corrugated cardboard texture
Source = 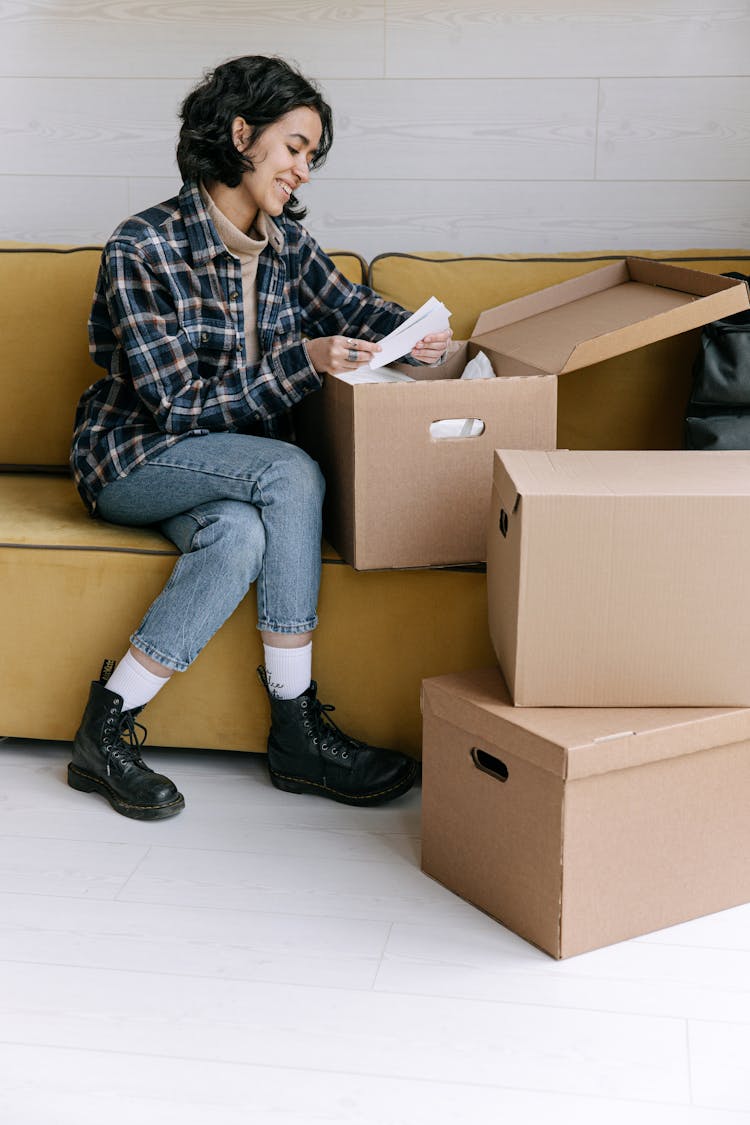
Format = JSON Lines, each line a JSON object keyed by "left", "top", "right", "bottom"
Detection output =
{"left": 421, "top": 700, "right": 566, "bottom": 957}
{"left": 299, "top": 357, "right": 557, "bottom": 570}
{"left": 421, "top": 667, "right": 750, "bottom": 958}
{"left": 559, "top": 741, "right": 750, "bottom": 956}
{"left": 472, "top": 259, "right": 750, "bottom": 375}
{"left": 489, "top": 450, "right": 750, "bottom": 706}
{"left": 298, "top": 258, "right": 749, "bottom": 571}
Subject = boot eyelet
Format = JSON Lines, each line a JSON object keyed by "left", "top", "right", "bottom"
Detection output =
{"left": 341, "top": 750, "right": 349, "bottom": 759}
{"left": 312, "top": 737, "right": 318, "bottom": 745}
{"left": 330, "top": 747, "right": 338, "bottom": 756}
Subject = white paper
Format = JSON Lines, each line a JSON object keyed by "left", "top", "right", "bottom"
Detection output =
{"left": 364, "top": 296, "right": 451, "bottom": 370}
{"left": 332, "top": 365, "right": 415, "bottom": 386}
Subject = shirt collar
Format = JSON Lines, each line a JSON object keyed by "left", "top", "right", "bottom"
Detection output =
{"left": 180, "top": 180, "right": 285, "bottom": 265}
{"left": 179, "top": 180, "right": 225, "bottom": 266}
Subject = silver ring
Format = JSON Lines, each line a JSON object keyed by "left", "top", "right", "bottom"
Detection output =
{"left": 347, "top": 348, "right": 358, "bottom": 363}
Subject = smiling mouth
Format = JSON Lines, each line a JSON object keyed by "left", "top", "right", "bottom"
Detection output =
{"left": 276, "top": 180, "right": 293, "bottom": 198}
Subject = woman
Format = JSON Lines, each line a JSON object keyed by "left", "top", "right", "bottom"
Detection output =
{"left": 68, "top": 55, "right": 451, "bottom": 820}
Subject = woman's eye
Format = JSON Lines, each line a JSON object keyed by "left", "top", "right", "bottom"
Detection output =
{"left": 287, "top": 146, "right": 299, "bottom": 156}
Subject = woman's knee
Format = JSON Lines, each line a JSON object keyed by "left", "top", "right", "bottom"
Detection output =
{"left": 270, "top": 444, "right": 325, "bottom": 505}
{"left": 164, "top": 500, "right": 266, "bottom": 579}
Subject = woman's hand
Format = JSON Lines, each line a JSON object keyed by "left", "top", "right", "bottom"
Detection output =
{"left": 410, "top": 328, "right": 453, "bottom": 365}
{"left": 305, "top": 335, "right": 382, "bottom": 375}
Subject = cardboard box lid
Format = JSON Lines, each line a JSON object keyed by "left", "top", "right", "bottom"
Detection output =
{"left": 493, "top": 448, "right": 750, "bottom": 504}
{"left": 471, "top": 258, "right": 750, "bottom": 376}
{"left": 422, "top": 667, "right": 750, "bottom": 780}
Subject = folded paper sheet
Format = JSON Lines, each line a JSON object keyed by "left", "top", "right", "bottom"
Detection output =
{"left": 365, "top": 297, "right": 452, "bottom": 370}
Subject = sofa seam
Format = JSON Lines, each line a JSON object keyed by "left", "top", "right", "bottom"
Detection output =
{"left": 366, "top": 251, "right": 750, "bottom": 286}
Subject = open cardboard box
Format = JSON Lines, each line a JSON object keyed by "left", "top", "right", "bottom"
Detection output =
{"left": 421, "top": 666, "right": 750, "bottom": 959}
{"left": 296, "top": 259, "right": 749, "bottom": 571}
{"left": 488, "top": 448, "right": 750, "bottom": 707}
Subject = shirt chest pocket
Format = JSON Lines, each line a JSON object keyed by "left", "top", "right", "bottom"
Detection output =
{"left": 183, "top": 319, "right": 238, "bottom": 370}
{"left": 273, "top": 304, "right": 298, "bottom": 341}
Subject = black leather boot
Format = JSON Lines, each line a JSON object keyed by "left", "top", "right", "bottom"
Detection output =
{"left": 68, "top": 676, "right": 185, "bottom": 820}
{"left": 258, "top": 668, "right": 417, "bottom": 805}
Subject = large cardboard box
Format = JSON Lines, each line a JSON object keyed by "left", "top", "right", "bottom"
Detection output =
{"left": 297, "top": 259, "right": 749, "bottom": 570}
{"left": 421, "top": 666, "right": 750, "bottom": 958}
{"left": 297, "top": 342, "right": 556, "bottom": 570}
{"left": 488, "top": 448, "right": 750, "bottom": 707}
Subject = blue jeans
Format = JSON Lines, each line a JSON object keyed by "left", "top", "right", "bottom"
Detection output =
{"left": 97, "top": 433, "right": 325, "bottom": 672}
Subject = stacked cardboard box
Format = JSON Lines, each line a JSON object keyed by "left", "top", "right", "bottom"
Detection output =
{"left": 421, "top": 666, "right": 750, "bottom": 959}
{"left": 417, "top": 262, "right": 750, "bottom": 958}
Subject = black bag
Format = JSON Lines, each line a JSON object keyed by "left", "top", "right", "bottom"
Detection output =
{"left": 685, "top": 272, "right": 750, "bottom": 449}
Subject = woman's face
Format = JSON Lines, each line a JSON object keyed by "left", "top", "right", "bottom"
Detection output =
{"left": 234, "top": 106, "right": 323, "bottom": 218}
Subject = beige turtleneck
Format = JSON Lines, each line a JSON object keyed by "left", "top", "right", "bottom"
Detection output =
{"left": 200, "top": 183, "right": 269, "bottom": 366}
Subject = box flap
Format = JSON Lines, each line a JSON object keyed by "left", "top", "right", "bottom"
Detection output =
{"left": 470, "top": 258, "right": 750, "bottom": 377}
{"left": 422, "top": 667, "right": 750, "bottom": 780}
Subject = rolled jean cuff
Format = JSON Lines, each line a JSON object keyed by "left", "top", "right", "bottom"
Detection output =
{"left": 256, "top": 615, "right": 318, "bottom": 635}
{"left": 129, "top": 636, "right": 192, "bottom": 674}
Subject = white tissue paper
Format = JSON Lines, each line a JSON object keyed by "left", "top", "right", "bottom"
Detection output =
{"left": 430, "top": 418, "right": 485, "bottom": 439}
{"left": 459, "top": 351, "right": 495, "bottom": 380}
{"left": 428, "top": 348, "right": 495, "bottom": 437}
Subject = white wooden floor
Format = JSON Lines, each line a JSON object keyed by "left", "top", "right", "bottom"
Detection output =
{"left": 1, "top": 736, "right": 749, "bottom": 1125}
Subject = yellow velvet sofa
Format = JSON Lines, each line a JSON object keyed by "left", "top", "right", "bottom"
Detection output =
{"left": 1, "top": 242, "right": 748, "bottom": 755}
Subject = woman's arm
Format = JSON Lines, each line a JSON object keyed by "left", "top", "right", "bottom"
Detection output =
{"left": 295, "top": 230, "right": 451, "bottom": 365}
{"left": 98, "top": 239, "right": 322, "bottom": 434}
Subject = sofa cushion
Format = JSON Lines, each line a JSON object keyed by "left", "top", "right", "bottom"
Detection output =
{"left": 0, "top": 473, "right": 493, "bottom": 753}
{"left": 0, "top": 244, "right": 366, "bottom": 470}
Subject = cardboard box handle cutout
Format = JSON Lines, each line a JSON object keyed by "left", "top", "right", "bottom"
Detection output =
{"left": 471, "top": 746, "right": 509, "bottom": 784}
{"left": 429, "top": 418, "right": 486, "bottom": 439}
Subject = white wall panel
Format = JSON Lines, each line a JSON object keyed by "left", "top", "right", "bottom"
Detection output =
{"left": 598, "top": 78, "right": 750, "bottom": 180}
{"left": 0, "top": 74, "right": 597, "bottom": 183}
{"left": 0, "top": 0, "right": 385, "bottom": 79}
{"left": 127, "top": 177, "right": 182, "bottom": 218}
{"left": 0, "top": 2, "right": 747, "bottom": 254}
{"left": 302, "top": 178, "right": 750, "bottom": 258}
{"left": 0, "top": 78, "right": 187, "bottom": 177}
{"left": 0, "top": 176, "right": 129, "bottom": 243}
{"left": 321, "top": 79, "right": 597, "bottom": 180}
{"left": 385, "top": 1, "right": 750, "bottom": 79}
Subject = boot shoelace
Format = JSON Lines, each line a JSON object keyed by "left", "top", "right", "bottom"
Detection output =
{"left": 103, "top": 707, "right": 151, "bottom": 777}
{"left": 301, "top": 696, "right": 364, "bottom": 760}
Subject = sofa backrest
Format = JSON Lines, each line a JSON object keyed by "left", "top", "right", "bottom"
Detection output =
{"left": 3, "top": 242, "right": 749, "bottom": 468}
{"left": 369, "top": 249, "right": 750, "bottom": 451}
{"left": 0, "top": 244, "right": 366, "bottom": 470}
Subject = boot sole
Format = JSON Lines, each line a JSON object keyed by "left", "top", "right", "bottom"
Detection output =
{"left": 268, "top": 762, "right": 417, "bottom": 806}
{"left": 67, "top": 764, "right": 185, "bottom": 821}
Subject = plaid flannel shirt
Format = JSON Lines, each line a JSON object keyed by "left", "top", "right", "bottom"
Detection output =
{"left": 71, "top": 180, "right": 413, "bottom": 513}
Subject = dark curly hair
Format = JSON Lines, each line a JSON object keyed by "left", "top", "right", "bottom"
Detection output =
{"left": 177, "top": 55, "right": 333, "bottom": 221}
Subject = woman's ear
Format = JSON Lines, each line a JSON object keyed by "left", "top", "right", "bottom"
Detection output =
{"left": 231, "top": 116, "right": 252, "bottom": 153}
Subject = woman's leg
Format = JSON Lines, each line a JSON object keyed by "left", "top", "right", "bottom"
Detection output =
{"left": 71, "top": 432, "right": 415, "bottom": 814}
{"left": 70, "top": 434, "right": 323, "bottom": 819}
{"left": 98, "top": 433, "right": 325, "bottom": 670}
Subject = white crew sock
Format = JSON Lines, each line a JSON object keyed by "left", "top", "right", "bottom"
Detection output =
{"left": 106, "top": 650, "right": 171, "bottom": 713}
{"left": 263, "top": 641, "right": 313, "bottom": 700}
